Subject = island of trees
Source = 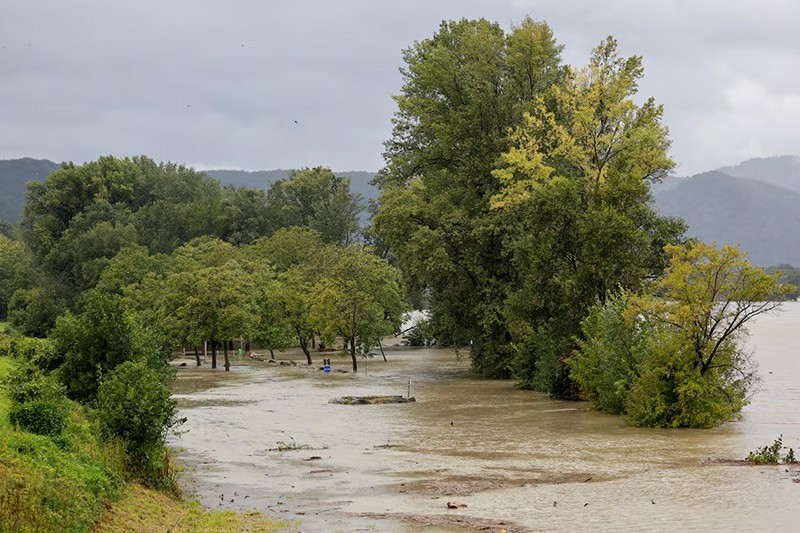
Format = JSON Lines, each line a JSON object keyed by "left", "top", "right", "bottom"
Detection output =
{"left": 0, "top": 16, "right": 793, "bottom": 532}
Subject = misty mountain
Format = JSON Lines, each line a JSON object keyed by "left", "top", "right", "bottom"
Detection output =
{"left": 0, "top": 158, "right": 59, "bottom": 222}
{"left": 718, "top": 155, "right": 800, "bottom": 193}
{"left": 653, "top": 170, "right": 800, "bottom": 266}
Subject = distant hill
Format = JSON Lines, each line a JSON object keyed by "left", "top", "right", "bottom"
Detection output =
{"left": 0, "top": 158, "right": 59, "bottom": 222}
{"left": 717, "top": 155, "right": 800, "bottom": 193}
{"left": 653, "top": 170, "right": 800, "bottom": 266}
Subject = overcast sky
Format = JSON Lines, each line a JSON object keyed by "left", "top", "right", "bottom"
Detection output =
{"left": 1, "top": 0, "right": 798, "bottom": 175}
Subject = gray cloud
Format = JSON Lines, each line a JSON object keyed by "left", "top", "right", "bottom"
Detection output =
{"left": 0, "top": 0, "right": 797, "bottom": 174}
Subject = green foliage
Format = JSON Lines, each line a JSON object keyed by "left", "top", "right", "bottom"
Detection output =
{"left": 3, "top": 359, "right": 64, "bottom": 404}
{"left": 570, "top": 291, "right": 654, "bottom": 414}
{"left": 572, "top": 243, "right": 790, "bottom": 427}
{"left": 376, "top": 20, "right": 683, "bottom": 389}
{"left": 267, "top": 167, "right": 364, "bottom": 246}
{"left": 404, "top": 319, "right": 435, "bottom": 346}
{"left": 746, "top": 436, "right": 797, "bottom": 465}
{"left": 375, "top": 18, "right": 566, "bottom": 378}
{"left": 0, "top": 235, "right": 33, "bottom": 320}
{"left": 0, "top": 415, "right": 126, "bottom": 532}
{"left": 96, "top": 360, "right": 181, "bottom": 488}
{"left": 9, "top": 399, "right": 67, "bottom": 436}
{"left": 7, "top": 285, "right": 66, "bottom": 337}
{"left": 51, "top": 290, "right": 163, "bottom": 402}
{"left": 310, "top": 245, "right": 408, "bottom": 370}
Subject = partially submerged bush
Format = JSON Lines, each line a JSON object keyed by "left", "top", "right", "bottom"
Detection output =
{"left": 746, "top": 436, "right": 797, "bottom": 465}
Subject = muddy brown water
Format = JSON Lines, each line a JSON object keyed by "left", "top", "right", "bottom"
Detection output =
{"left": 169, "top": 303, "right": 800, "bottom": 532}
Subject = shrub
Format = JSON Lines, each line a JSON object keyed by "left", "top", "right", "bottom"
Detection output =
{"left": 4, "top": 360, "right": 65, "bottom": 404}
{"left": 747, "top": 436, "right": 797, "bottom": 465}
{"left": 404, "top": 319, "right": 436, "bottom": 346}
{"left": 570, "top": 291, "right": 655, "bottom": 414}
{"left": 96, "top": 360, "right": 182, "bottom": 488}
{"left": 9, "top": 399, "right": 67, "bottom": 436}
{"left": 51, "top": 291, "right": 164, "bottom": 402}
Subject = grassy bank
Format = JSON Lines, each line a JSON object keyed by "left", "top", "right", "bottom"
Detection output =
{"left": 94, "top": 483, "right": 289, "bottom": 532}
{"left": 0, "top": 352, "right": 288, "bottom": 532}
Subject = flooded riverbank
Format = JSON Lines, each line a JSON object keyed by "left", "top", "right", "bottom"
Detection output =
{"left": 169, "top": 303, "right": 800, "bottom": 532}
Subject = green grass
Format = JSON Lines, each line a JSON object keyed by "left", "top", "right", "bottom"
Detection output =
{"left": 95, "top": 483, "right": 290, "bottom": 533}
{"left": 0, "top": 356, "right": 14, "bottom": 430}
{"left": 0, "top": 322, "right": 8, "bottom": 333}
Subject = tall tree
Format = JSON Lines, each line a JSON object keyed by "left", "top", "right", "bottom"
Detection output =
{"left": 375, "top": 17, "right": 566, "bottom": 377}
{"left": 491, "top": 37, "right": 684, "bottom": 396}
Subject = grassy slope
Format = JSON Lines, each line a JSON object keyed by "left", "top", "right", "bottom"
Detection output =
{"left": 94, "top": 483, "right": 289, "bottom": 533}
{"left": 1, "top": 355, "right": 288, "bottom": 532}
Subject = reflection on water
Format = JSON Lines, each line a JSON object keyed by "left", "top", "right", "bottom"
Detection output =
{"left": 169, "top": 303, "right": 800, "bottom": 532}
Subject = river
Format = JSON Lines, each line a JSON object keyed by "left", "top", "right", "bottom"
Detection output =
{"left": 169, "top": 302, "right": 800, "bottom": 532}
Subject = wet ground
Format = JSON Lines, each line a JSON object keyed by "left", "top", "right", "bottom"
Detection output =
{"left": 169, "top": 303, "right": 800, "bottom": 532}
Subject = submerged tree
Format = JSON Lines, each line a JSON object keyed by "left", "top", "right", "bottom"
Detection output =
{"left": 487, "top": 36, "right": 684, "bottom": 396}
{"left": 311, "top": 246, "right": 406, "bottom": 371}
{"left": 375, "top": 17, "right": 566, "bottom": 378}
{"left": 572, "top": 242, "right": 793, "bottom": 428}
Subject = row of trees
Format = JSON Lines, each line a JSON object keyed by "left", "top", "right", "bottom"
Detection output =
{"left": 1, "top": 160, "right": 368, "bottom": 337}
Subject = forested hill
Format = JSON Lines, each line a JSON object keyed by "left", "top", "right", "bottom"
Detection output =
{"left": 718, "top": 155, "right": 800, "bottom": 193}
{"left": 653, "top": 171, "right": 800, "bottom": 266}
{"left": 0, "top": 158, "right": 59, "bottom": 221}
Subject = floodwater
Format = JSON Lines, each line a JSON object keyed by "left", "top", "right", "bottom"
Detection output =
{"left": 169, "top": 303, "right": 800, "bottom": 532}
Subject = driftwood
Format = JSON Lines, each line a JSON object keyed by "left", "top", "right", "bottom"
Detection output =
{"left": 329, "top": 395, "right": 416, "bottom": 405}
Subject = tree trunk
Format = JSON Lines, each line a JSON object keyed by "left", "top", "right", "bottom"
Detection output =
{"left": 195, "top": 347, "right": 201, "bottom": 367}
{"left": 203, "top": 341, "right": 207, "bottom": 363}
{"left": 245, "top": 341, "right": 251, "bottom": 352}
{"left": 224, "top": 342, "right": 230, "bottom": 371}
{"left": 211, "top": 340, "right": 217, "bottom": 369}
{"left": 311, "top": 335, "right": 316, "bottom": 349}
{"left": 378, "top": 339, "right": 386, "bottom": 362}
{"left": 350, "top": 335, "right": 357, "bottom": 372}
{"left": 269, "top": 348, "right": 275, "bottom": 360}
{"left": 297, "top": 328, "right": 312, "bottom": 365}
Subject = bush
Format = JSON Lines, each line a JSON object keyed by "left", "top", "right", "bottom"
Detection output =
{"left": 3, "top": 360, "right": 65, "bottom": 404}
{"left": 9, "top": 399, "right": 67, "bottom": 436}
{"left": 570, "top": 291, "right": 654, "bottom": 414}
{"left": 746, "top": 436, "right": 797, "bottom": 465}
{"left": 404, "top": 319, "right": 436, "bottom": 346}
{"left": 51, "top": 291, "right": 164, "bottom": 402}
{"left": 97, "top": 360, "right": 182, "bottom": 488}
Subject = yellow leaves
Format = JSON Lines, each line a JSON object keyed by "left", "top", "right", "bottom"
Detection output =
{"left": 491, "top": 36, "right": 673, "bottom": 211}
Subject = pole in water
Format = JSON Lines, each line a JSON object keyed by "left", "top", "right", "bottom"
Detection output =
{"left": 407, "top": 379, "right": 411, "bottom": 399}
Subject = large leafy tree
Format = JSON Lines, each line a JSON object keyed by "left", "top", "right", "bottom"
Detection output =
{"left": 310, "top": 246, "right": 407, "bottom": 371}
{"left": 19, "top": 155, "right": 224, "bottom": 313}
{"left": 491, "top": 37, "right": 684, "bottom": 396}
{"left": 267, "top": 167, "right": 365, "bottom": 246}
{"left": 375, "top": 17, "right": 566, "bottom": 378}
